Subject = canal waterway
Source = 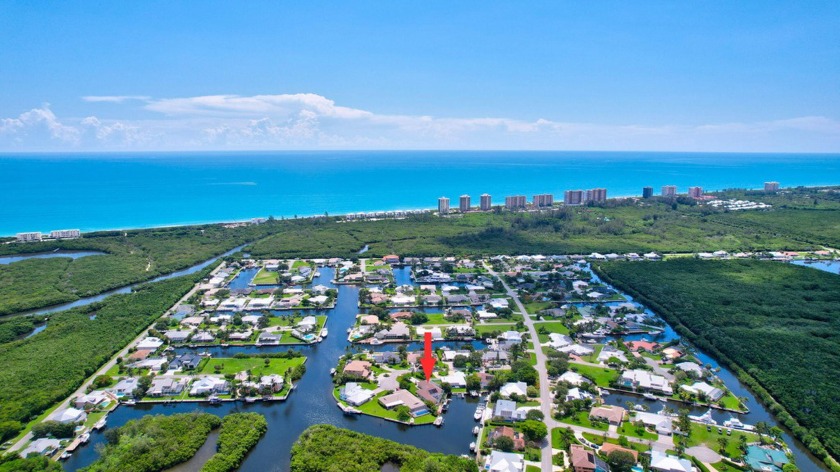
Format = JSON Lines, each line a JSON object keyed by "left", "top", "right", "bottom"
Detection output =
{"left": 12, "top": 245, "right": 246, "bottom": 318}
{"left": 63, "top": 262, "right": 830, "bottom": 471}
{"left": 0, "top": 250, "right": 105, "bottom": 265}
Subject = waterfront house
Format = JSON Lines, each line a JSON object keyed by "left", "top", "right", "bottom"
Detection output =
{"left": 597, "top": 345, "right": 628, "bottom": 364}
{"left": 492, "top": 400, "right": 529, "bottom": 421}
{"left": 375, "top": 322, "right": 410, "bottom": 341}
{"left": 241, "top": 314, "right": 261, "bottom": 325}
{"left": 258, "top": 374, "right": 284, "bottom": 393}
{"left": 389, "top": 311, "right": 413, "bottom": 321}
{"left": 136, "top": 336, "right": 164, "bottom": 350}
{"left": 589, "top": 405, "right": 625, "bottom": 425}
{"left": 487, "top": 426, "right": 525, "bottom": 451}
{"left": 649, "top": 451, "right": 692, "bottom": 472}
{"left": 181, "top": 316, "right": 204, "bottom": 327}
{"left": 675, "top": 361, "right": 704, "bottom": 377}
{"left": 192, "top": 331, "right": 215, "bottom": 343}
{"left": 624, "top": 340, "right": 659, "bottom": 352}
{"left": 371, "top": 351, "right": 401, "bottom": 364}
{"left": 149, "top": 377, "right": 186, "bottom": 396}
{"left": 378, "top": 390, "right": 427, "bottom": 416}
{"left": 477, "top": 309, "right": 497, "bottom": 320}
{"left": 343, "top": 360, "right": 373, "bottom": 380}
{"left": 500, "top": 381, "right": 528, "bottom": 399}
{"left": 227, "top": 329, "right": 253, "bottom": 341}
{"left": 620, "top": 369, "right": 673, "bottom": 395}
{"left": 416, "top": 380, "right": 445, "bottom": 404}
{"left": 559, "top": 343, "right": 595, "bottom": 357}
{"left": 189, "top": 377, "right": 229, "bottom": 396}
{"left": 634, "top": 411, "right": 674, "bottom": 435}
{"left": 744, "top": 445, "right": 790, "bottom": 472}
{"left": 565, "top": 387, "right": 593, "bottom": 402}
{"left": 170, "top": 353, "right": 202, "bottom": 371}
{"left": 681, "top": 381, "right": 724, "bottom": 401}
{"left": 256, "top": 332, "right": 281, "bottom": 345}
{"left": 383, "top": 254, "right": 400, "bottom": 264}
{"left": 484, "top": 450, "right": 525, "bottom": 472}
{"left": 74, "top": 390, "right": 112, "bottom": 410}
{"left": 112, "top": 378, "right": 139, "bottom": 397}
{"left": 297, "top": 316, "right": 318, "bottom": 332}
{"left": 498, "top": 331, "right": 523, "bottom": 349}
{"left": 164, "top": 330, "right": 192, "bottom": 343}
{"left": 56, "top": 407, "right": 87, "bottom": 424}
{"left": 570, "top": 444, "right": 609, "bottom": 472}
{"left": 547, "top": 333, "right": 573, "bottom": 349}
{"left": 340, "top": 382, "right": 375, "bottom": 406}
{"left": 438, "top": 371, "right": 466, "bottom": 388}
{"left": 421, "top": 294, "right": 442, "bottom": 305}
{"left": 360, "top": 314, "right": 380, "bottom": 325}
{"left": 22, "top": 438, "right": 60, "bottom": 457}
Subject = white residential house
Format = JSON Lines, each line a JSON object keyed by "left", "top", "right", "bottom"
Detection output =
{"left": 500, "top": 381, "right": 528, "bottom": 399}
{"left": 190, "top": 377, "right": 230, "bottom": 396}
{"left": 484, "top": 451, "right": 525, "bottom": 472}
{"left": 620, "top": 369, "right": 673, "bottom": 395}
{"left": 136, "top": 336, "right": 164, "bottom": 350}
{"left": 56, "top": 407, "right": 87, "bottom": 424}
{"left": 498, "top": 331, "right": 523, "bottom": 349}
{"left": 340, "top": 382, "right": 375, "bottom": 406}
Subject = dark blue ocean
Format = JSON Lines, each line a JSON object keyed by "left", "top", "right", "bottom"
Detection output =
{"left": 2, "top": 151, "right": 839, "bottom": 236}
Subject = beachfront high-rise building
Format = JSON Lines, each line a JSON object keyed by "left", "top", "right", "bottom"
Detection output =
{"left": 459, "top": 195, "right": 471, "bottom": 212}
{"left": 480, "top": 194, "right": 492, "bottom": 211}
{"left": 16, "top": 232, "right": 42, "bottom": 242}
{"left": 50, "top": 229, "right": 81, "bottom": 239}
{"left": 642, "top": 187, "right": 653, "bottom": 198}
{"left": 505, "top": 195, "right": 527, "bottom": 210}
{"left": 532, "top": 194, "right": 554, "bottom": 207}
{"left": 438, "top": 197, "right": 450, "bottom": 215}
{"left": 764, "top": 181, "right": 780, "bottom": 192}
{"left": 564, "top": 190, "right": 583, "bottom": 205}
{"left": 585, "top": 188, "right": 607, "bottom": 203}
{"left": 688, "top": 187, "right": 704, "bottom": 198}
{"left": 661, "top": 185, "right": 677, "bottom": 197}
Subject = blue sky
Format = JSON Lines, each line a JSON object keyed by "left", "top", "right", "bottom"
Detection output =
{"left": 1, "top": 1, "right": 839, "bottom": 151}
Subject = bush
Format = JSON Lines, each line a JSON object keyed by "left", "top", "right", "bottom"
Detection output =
{"left": 201, "top": 413, "right": 268, "bottom": 472}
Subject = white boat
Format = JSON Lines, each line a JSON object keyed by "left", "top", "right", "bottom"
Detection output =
{"left": 330, "top": 368, "right": 336, "bottom": 376}
{"left": 79, "top": 433, "right": 90, "bottom": 443}
{"left": 434, "top": 416, "right": 444, "bottom": 427}
{"left": 320, "top": 328, "right": 328, "bottom": 338}
{"left": 123, "top": 399, "right": 136, "bottom": 406}
{"left": 469, "top": 442, "right": 476, "bottom": 452}
{"left": 643, "top": 393, "right": 657, "bottom": 400}
{"left": 472, "top": 426, "right": 480, "bottom": 435}
{"left": 93, "top": 418, "right": 107, "bottom": 430}
{"left": 60, "top": 452, "right": 72, "bottom": 460}
{"left": 473, "top": 408, "right": 484, "bottom": 421}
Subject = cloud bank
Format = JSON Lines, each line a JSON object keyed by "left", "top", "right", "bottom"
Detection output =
{"left": 1, "top": 93, "right": 839, "bottom": 152}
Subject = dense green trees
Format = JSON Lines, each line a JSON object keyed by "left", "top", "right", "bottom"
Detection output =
{"left": 83, "top": 412, "right": 222, "bottom": 472}
{"left": 0, "top": 269, "right": 209, "bottom": 442}
{"left": 0, "top": 221, "right": 283, "bottom": 315}
{"left": 31, "top": 421, "right": 74, "bottom": 439}
{"left": 0, "top": 454, "right": 62, "bottom": 472}
{"left": 597, "top": 259, "right": 840, "bottom": 469}
{"left": 290, "top": 424, "right": 478, "bottom": 472}
{"left": 201, "top": 413, "right": 268, "bottom": 472}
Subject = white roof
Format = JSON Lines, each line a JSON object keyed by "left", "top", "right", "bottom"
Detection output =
{"left": 650, "top": 451, "right": 692, "bottom": 472}
{"left": 559, "top": 371, "right": 585, "bottom": 385}
{"left": 485, "top": 450, "right": 525, "bottom": 472}
{"left": 56, "top": 407, "right": 86, "bottom": 424}
{"left": 500, "top": 381, "right": 528, "bottom": 398}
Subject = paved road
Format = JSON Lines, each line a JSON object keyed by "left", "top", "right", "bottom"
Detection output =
{"left": 9, "top": 261, "right": 228, "bottom": 454}
{"left": 485, "top": 262, "right": 560, "bottom": 471}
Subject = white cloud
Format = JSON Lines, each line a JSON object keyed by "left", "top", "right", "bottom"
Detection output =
{"left": 0, "top": 94, "right": 839, "bottom": 152}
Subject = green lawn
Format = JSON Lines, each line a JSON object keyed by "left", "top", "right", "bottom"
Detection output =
{"left": 717, "top": 392, "right": 745, "bottom": 411}
{"left": 687, "top": 423, "right": 757, "bottom": 459}
{"left": 619, "top": 419, "right": 658, "bottom": 440}
{"left": 354, "top": 391, "right": 436, "bottom": 425}
{"left": 534, "top": 321, "right": 569, "bottom": 342}
{"left": 568, "top": 363, "right": 619, "bottom": 387}
{"left": 582, "top": 433, "right": 650, "bottom": 453}
{"left": 252, "top": 268, "right": 278, "bottom": 285}
{"left": 551, "top": 427, "right": 578, "bottom": 449}
{"left": 474, "top": 323, "right": 522, "bottom": 336}
{"left": 421, "top": 313, "right": 464, "bottom": 325}
{"left": 524, "top": 301, "right": 553, "bottom": 314}
{"left": 556, "top": 411, "right": 609, "bottom": 431}
{"left": 482, "top": 314, "right": 524, "bottom": 323}
{"left": 581, "top": 345, "right": 604, "bottom": 364}
{"left": 199, "top": 357, "right": 305, "bottom": 377}
{"left": 526, "top": 466, "right": 541, "bottom": 472}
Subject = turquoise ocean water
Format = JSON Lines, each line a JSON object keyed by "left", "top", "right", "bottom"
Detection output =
{"left": 1, "top": 151, "right": 839, "bottom": 236}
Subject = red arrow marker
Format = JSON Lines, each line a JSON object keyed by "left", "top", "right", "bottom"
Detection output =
{"left": 420, "top": 332, "right": 436, "bottom": 382}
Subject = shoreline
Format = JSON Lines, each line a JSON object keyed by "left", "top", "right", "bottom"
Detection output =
{"left": 4, "top": 183, "right": 839, "bottom": 238}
